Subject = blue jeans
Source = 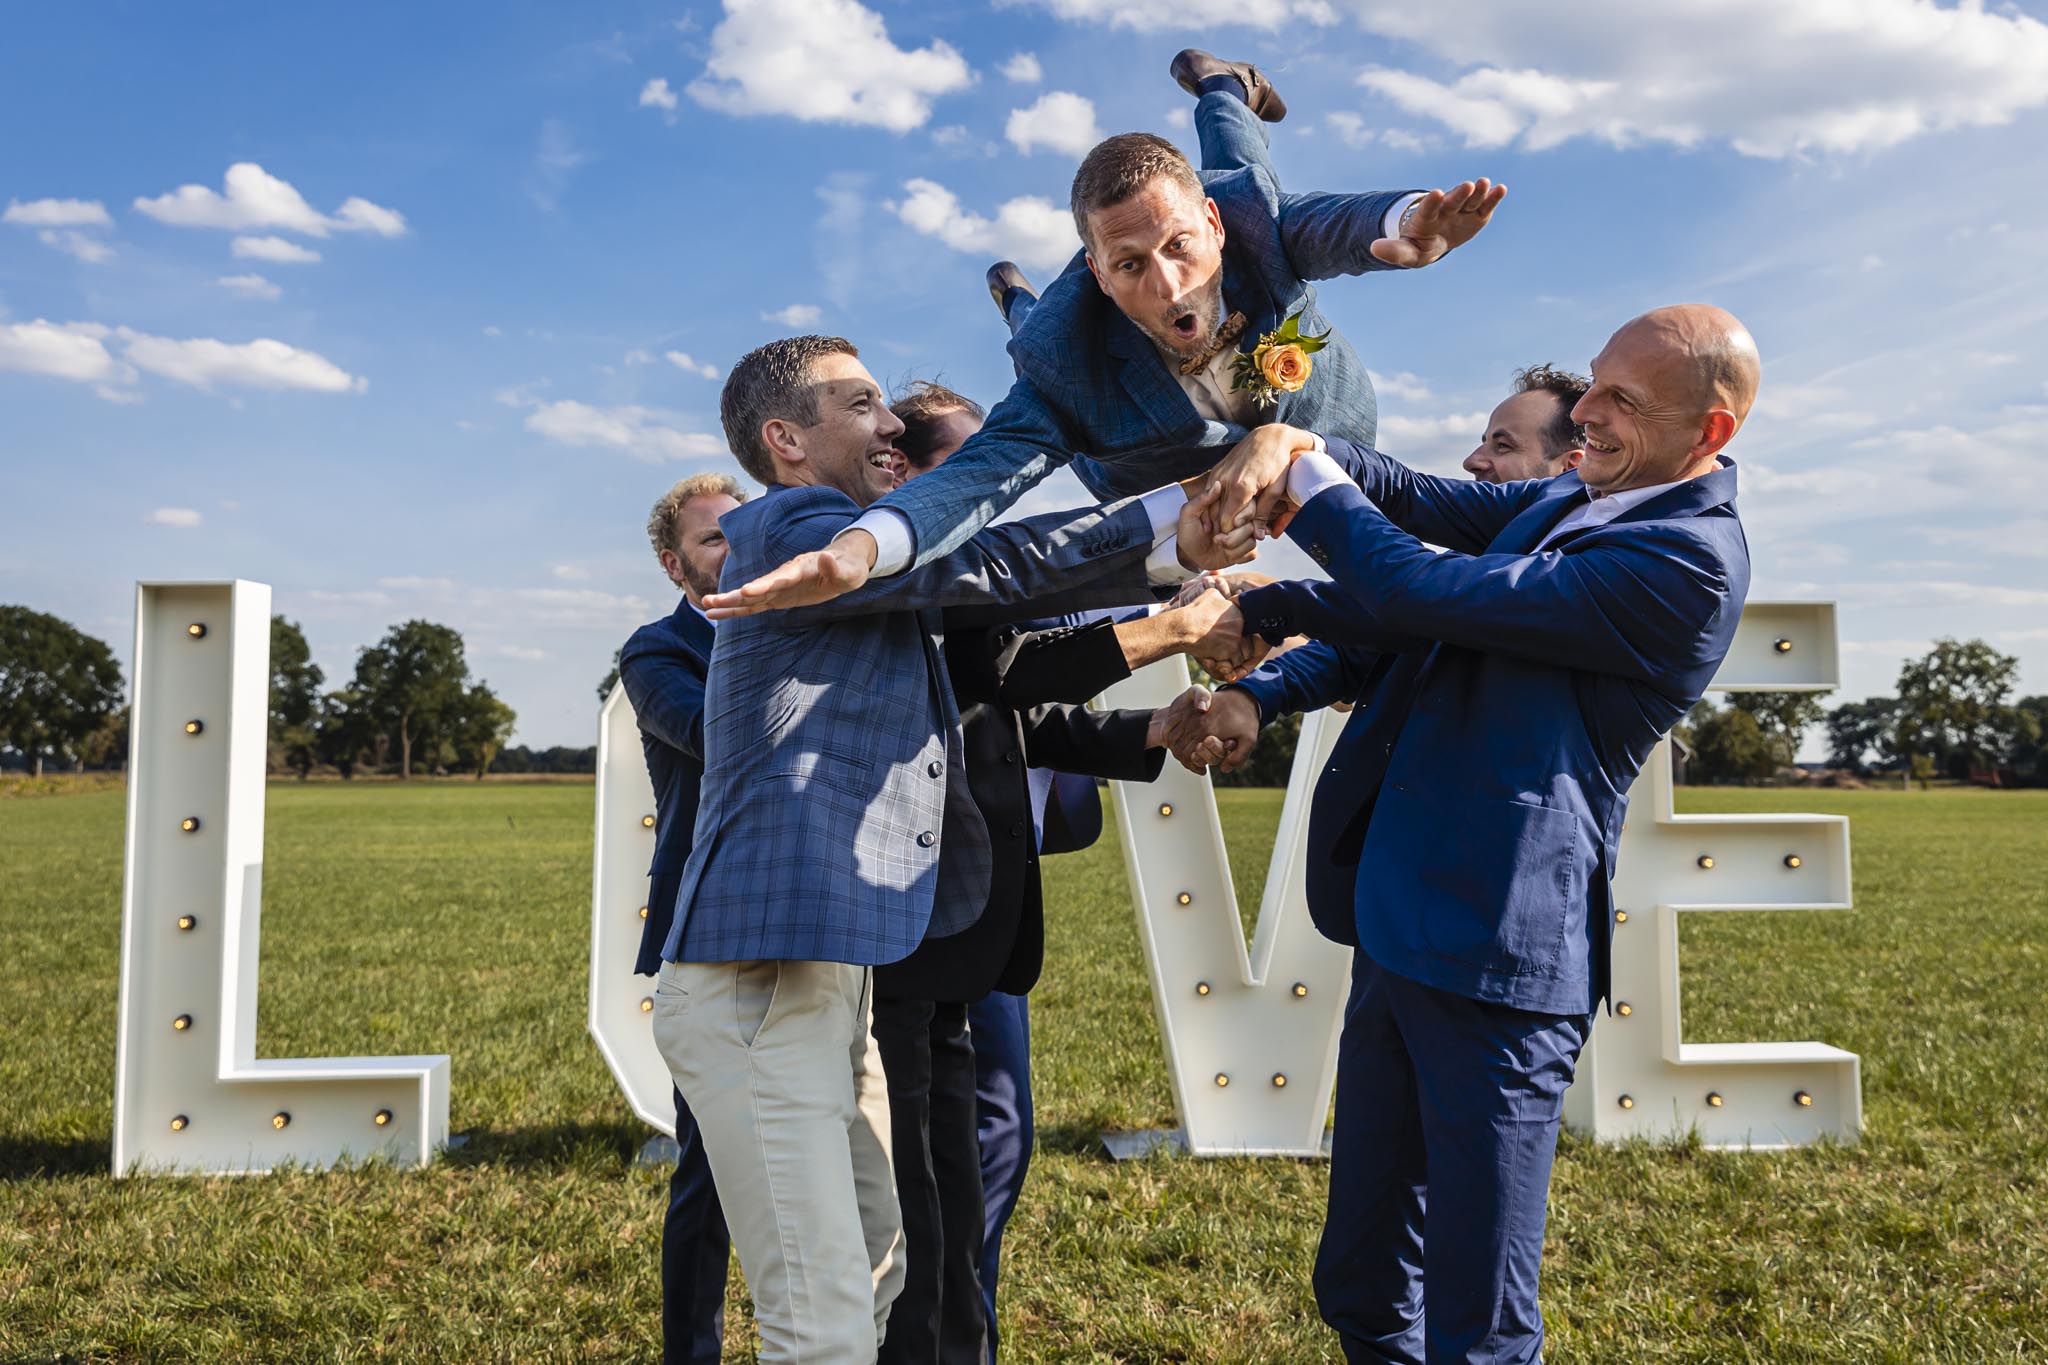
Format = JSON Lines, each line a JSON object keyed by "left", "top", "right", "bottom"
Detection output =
{"left": 968, "top": 991, "right": 1034, "bottom": 1363}
{"left": 1317, "top": 956, "right": 1590, "bottom": 1365}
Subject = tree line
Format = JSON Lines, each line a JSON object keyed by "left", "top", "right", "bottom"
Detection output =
{"left": 0, "top": 606, "right": 525, "bottom": 780}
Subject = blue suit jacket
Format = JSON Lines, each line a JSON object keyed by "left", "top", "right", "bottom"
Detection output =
{"left": 875, "top": 165, "right": 1413, "bottom": 565}
{"left": 617, "top": 599, "right": 715, "bottom": 976}
{"left": 664, "top": 484, "right": 1161, "bottom": 967}
{"left": 1233, "top": 448, "right": 1750, "bottom": 1015}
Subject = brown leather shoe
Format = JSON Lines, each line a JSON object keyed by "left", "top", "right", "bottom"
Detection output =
{"left": 1170, "top": 48, "right": 1288, "bottom": 123}
{"left": 985, "top": 261, "right": 1036, "bottom": 319}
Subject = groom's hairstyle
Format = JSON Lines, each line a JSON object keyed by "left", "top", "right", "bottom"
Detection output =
{"left": 891, "top": 381, "right": 985, "bottom": 473}
{"left": 1071, "top": 133, "right": 1205, "bottom": 250}
{"left": 1511, "top": 363, "right": 1591, "bottom": 457}
{"left": 720, "top": 334, "right": 860, "bottom": 485}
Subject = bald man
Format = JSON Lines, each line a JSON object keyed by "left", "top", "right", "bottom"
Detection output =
{"left": 1176, "top": 306, "right": 1758, "bottom": 1363}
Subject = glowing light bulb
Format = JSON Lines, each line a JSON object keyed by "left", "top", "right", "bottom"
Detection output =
{"left": 1614, "top": 910, "right": 1630, "bottom": 924}
{"left": 1696, "top": 855, "right": 1715, "bottom": 870}
{"left": 272, "top": 1112, "right": 291, "bottom": 1130}
{"left": 1773, "top": 637, "right": 1794, "bottom": 654}
{"left": 1784, "top": 854, "right": 1803, "bottom": 869}
{"left": 1618, "top": 1094, "right": 1636, "bottom": 1111}
{"left": 172, "top": 1014, "right": 191, "bottom": 1031}
{"left": 186, "top": 623, "right": 207, "bottom": 638}
{"left": 1271, "top": 1073, "right": 1287, "bottom": 1089}
{"left": 183, "top": 719, "right": 204, "bottom": 736}
{"left": 1706, "top": 1092, "right": 1724, "bottom": 1108}
{"left": 1616, "top": 1002, "right": 1633, "bottom": 1018}
{"left": 176, "top": 915, "right": 196, "bottom": 931}
{"left": 640, "top": 998, "right": 654, "bottom": 1013}
{"left": 641, "top": 814, "right": 656, "bottom": 829}
{"left": 1291, "top": 982, "right": 1308, "bottom": 998}
{"left": 374, "top": 1109, "right": 393, "bottom": 1127}
{"left": 1194, "top": 981, "right": 1211, "bottom": 997}
{"left": 1795, "top": 1090, "right": 1813, "bottom": 1108}
{"left": 1176, "top": 892, "right": 1192, "bottom": 906}
{"left": 638, "top": 906, "right": 649, "bottom": 920}
{"left": 180, "top": 817, "right": 201, "bottom": 833}
{"left": 1158, "top": 803, "right": 1173, "bottom": 817}
{"left": 169, "top": 1115, "right": 189, "bottom": 1132}
{"left": 1214, "top": 1073, "right": 1229, "bottom": 1088}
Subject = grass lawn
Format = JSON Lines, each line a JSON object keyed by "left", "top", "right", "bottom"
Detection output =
{"left": 1, "top": 780, "right": 2043, "bottom": 1362}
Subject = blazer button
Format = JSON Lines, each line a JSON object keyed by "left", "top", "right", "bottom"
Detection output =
{"left": 917, "top": 830, "right": 937, "bottom": 848}
{"left": 926, "top": 759, "right": 943, "bottom": 778}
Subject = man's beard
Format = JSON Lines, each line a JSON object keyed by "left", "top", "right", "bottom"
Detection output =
{"left": 1143, "top": 276, "right": 1227, "bottom": 360}
{"left": 681, "top": 559, "right": 721, "bottom": 603}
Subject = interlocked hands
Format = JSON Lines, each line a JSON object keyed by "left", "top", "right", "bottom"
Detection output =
{"left": 1150, "top": 683, "right": 1265, "bottom": 776}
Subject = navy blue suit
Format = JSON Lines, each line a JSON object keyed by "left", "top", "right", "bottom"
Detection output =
{"left": 1233, "top": 448, "right": 1750, "bottom": 1363}
{"left": 617, "top": 600, "right": 730, "bottom": 1365}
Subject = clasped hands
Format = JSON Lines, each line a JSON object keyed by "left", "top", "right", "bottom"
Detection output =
{"left": 1149, "top": 682, "right": 1264, "bottom": 776}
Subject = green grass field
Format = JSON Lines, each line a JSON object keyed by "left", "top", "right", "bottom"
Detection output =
{"left": 2, "top": 780, "right": 2043, "bottom": 1362}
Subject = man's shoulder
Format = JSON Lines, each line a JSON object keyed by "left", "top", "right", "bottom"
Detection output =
{"left": 621, "top": 610, "right": 703, "bottom": 668}
{"left": 720, "top": 484, "right": 863, "bottom": 571}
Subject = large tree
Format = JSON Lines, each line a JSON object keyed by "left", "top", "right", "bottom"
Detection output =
{"left": 454, "top": 682, "right": 519, "bottom": 779}
{"left": 269, "top": 616, "right": 325, "bottom": 778}
{"left": 1895, "top": 638, "right": 2022, "bottom": 777}
{"left": 352, "top": 620, "right": 471, "bottom": 779}
{"left": 1727, "top": 691, "right": 1827, "bottom": 767}
{"left": 1824, "top": 696, "right": 1901, "bottom": 773}
{"left": 1684, "top": 703, "right": 1779, "bottom": 783}
{"left": 315, "top": 686, "right": 378, "bottom": 780}
{"left": 0, "top": 606, "right": 124, "bottom": 776}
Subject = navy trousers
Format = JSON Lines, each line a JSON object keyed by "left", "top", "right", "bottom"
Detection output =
{"left": 967, "top": 991, "right": 1034, "bottom": 1363}
{"left": 663, "top": 1084, "right": 730, "bottom": 1364}
{"left": 1317, "top": 955, "right": 1591, "bottom": 1365}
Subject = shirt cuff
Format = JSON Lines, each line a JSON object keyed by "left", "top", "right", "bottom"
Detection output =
{"left": 1286, "top": 448, "right": 1352, "bottom": 508}
{"left": 1145, "top": 538, "right": 1192, "bottom": 586}
{"left": 1137, "top": 483, "right": 1189, "bottom": 543}
{"left": 848, "top": 508, "right": 914, "bottom": 577}
{"left": 1382, "top": 191, "right": 1425, "bottom": 242}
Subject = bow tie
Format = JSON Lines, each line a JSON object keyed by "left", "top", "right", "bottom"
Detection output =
{"left": 1176, "top": 311, "right": 1249, "bottom": 376}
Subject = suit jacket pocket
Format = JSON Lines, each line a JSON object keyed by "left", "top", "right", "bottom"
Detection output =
{"left": 1386, "top": 794, "right": 1583, "bottom": 977}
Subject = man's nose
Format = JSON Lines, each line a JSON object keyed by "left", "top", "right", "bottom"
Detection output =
{"left": 877, "top": 406, "right": 906, "bottom": 439}
{"left": 1462, "top": 447, "right": 1487, "bottom": 477}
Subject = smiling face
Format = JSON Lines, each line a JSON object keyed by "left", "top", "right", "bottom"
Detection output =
{"left": 764, "top": 351, "right": 904, "bottom": 507}
{"left": 1084, "top": 178, "right": 1229, "bottom": 361}
{"left": 660, "top": 493, "right": 740, "bottom": 604}
{"left": 1464, "top": 390, "right": 1581, "bottom": 484}
{"left": 1572, "top": 309, "right": 1755, "bottom": 494}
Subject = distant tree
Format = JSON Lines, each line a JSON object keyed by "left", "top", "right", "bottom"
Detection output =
{"left": 269, "top": 616, "right": 325, "bottom": 778}
{"left": 1727, "top": 691, "right": 1827, "bottom": 767}
{"left": 78, "top": 703, "right": 130, "bottom": 771}
{"left": 455, "top": 682, "right": 518, "bottom": 779}
{"left": 1686, "top": 703, "right": 1778, "bottom": 783}
{"left": 1824, "top": 696, "right": 1901, "bottom": 772}
{"left": 1895, "top": 638, "right": 2021, "bottom": 778}
{"left": 315, "top": 687, "right": 378, "bottom": 780}
{"left": 0, "top": 606, "right": 125, "bottom": 776}
{"left": 597, "top": 647, "right": 622, "bottom": 704}
{"left": 2011, "top": 696, "right": 2048, "bottom": 786}
{"left": 354, "top": 620, "right": 471, "bottom": 779}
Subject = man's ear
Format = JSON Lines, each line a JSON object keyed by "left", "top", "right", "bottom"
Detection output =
{"left": 761, "top": 417, "right": 805, "bottom": 470}
{"left": 1084, "top": 249, "right": 1107, "bottom": 295}
{"left": 657, "top": 547, "right": 688, "bottom": 591}
{"left": 1558, "top": 446, "right": 1586, "bottom": 473}
{"left": 1693, "top": 410, "right": 1739, "bottom": 461}
{"left": 1205, "top": 196, "right": 1225, "bottom": 248}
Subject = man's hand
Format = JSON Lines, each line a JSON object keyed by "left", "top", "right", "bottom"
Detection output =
{"left": 1164, "top": 684, "right": 1263, "bottom": 775}
{"left": 1206, "top": 424, "right": 1318, "bottom": 533}
{"left": 1176, "top": 487, "right": 1259, "bottom": 571}
{"left": 1192, "top": 601, "right": 1268, "bottom": 684}
{"left": 1370, "top": 179, "right": 1505, "bottom": 269}
{"left": 1149, "top": 685, "right": 1222, "bottom": 761}
{"left": 702, "top": 529, "right": 877, "bottom": 620}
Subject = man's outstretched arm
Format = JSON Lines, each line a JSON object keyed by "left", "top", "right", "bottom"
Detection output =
{"left": 1278, "top": 179, "right": 1506, "bottom": 278}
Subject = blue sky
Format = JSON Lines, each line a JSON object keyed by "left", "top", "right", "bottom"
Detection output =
{"left": 5, "top": 0, "right": 2047, "bottom": 748}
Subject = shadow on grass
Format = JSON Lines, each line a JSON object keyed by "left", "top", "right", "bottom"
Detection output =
{"left": 441, "top": 1117, "right": 647, "bottom": 1172}
{"left": 0, "top": 1134, "right": 110, "bottom": 1180}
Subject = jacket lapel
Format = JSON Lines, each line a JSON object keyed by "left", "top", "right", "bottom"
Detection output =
{"left": 1492, "top": 474, "right": 1593, "bottom": 554}
{"left": 674, "top": 599, "right": 714, "bottom": 660}
{"left": 1105, "top": 312, "right": 1202, "bottom": 442}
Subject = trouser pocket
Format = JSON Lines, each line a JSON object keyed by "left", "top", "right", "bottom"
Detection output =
{"left": 734, "top": 959, "right": 782, "bottom": 1049}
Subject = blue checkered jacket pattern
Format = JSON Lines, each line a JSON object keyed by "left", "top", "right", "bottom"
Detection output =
{"left": 874, "top": 111, "right": 1414, "bottom": 565}
{"left": 662, "top": 482, "right": 1160, "bottom": 966}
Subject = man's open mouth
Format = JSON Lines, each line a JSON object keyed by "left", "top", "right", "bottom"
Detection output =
{"left": 1169, "top": 312, "right": 1200, "bottom": 341}
{"left": 1585, "top": 434, "right": 1621, "bottom": 456}
{"left": 869, "top": 448, "right": 898, "bottom": 470}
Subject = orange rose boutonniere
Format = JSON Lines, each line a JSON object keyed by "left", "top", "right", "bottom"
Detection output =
{"left": 1231, "top": 310, "right": 1330, "bottom": 410}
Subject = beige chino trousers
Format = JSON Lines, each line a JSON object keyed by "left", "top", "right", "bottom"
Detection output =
{"left": 653, "top": 957, "right": 905, "bottom": 1364}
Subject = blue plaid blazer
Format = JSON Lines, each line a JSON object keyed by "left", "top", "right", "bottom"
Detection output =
{"left": 875, "top": 159, "right": 1414, "bottom": 565}
{"left": 663, "top": 483, "right": 1161, "bottom": 966}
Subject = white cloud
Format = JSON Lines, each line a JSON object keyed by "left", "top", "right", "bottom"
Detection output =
{"left": 1367, "top": 369, "right": 1433, "bottom": 403}
{"left": 624, "top": 348, "right": 654, "bottom": 365}
{"left": 525, "top": 120, "right": 587, "bottom": 212}
{"left": 1345, "top": 0, "right": 2048, "bottom": 158}
{"left": 666, "top": 350, "right": 721, "bottom": 379}
{"left": 1017, "top": 0, "right": 1333, "bottom": 34}
{"left": 36, "top": 229, "right": 114, "bottom": 264}
{"left": 687, "top": 0, "right": 973, "bottom": 133}
{"left": 1374, "top": 410, "right": 1487, "bottom": 475}
{"left": 522, "top": 398, "right": 725, "bottom": 462}
{"left": 639, "top": 76, "right": 680, "bottom": 111}
{"left": 4, "top": 197, "right": 112, "bottom": 228}
{"left": 482, "top": 325, "right": 504, "bottom": 338}
{"left": 494, "top": 644, "right": 550, "bottom": 661}
{"left": 0, "top": 320, "right": 123, "bottom": 384}
{"left": 551, "top": 564, "right": 591, "bottom": 581}
{"left": 763, "top": 303, "right": 823, "bottom": 327}
{"left": 232, "top": 235, "right": 322, "bottom": 264}
{"left": 1001, "top": 52, "right": 1042, "bottom": 83}
{"left": 147, "top": 507, "right": 202, "bottom": 528}
{"left": 1005, "top": 90, "right": 1101, "bottom": 157}
{"left": 1326, "top": 112, "right": 1377, "bottom": 149}
{"left": 215, "top": 273, "right": 282, "bottom": 301}
{"left": 115, "top": 328, "right": 367, "bottom": 394}
{"left": 891, "top": 178, "right": 1080, "bottom": 274}
{"left": 1163, "top": 107, "right": 1192, "bottom": 130}
{"left": 134, "top": 162, "right": 405, "bottom": 236}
